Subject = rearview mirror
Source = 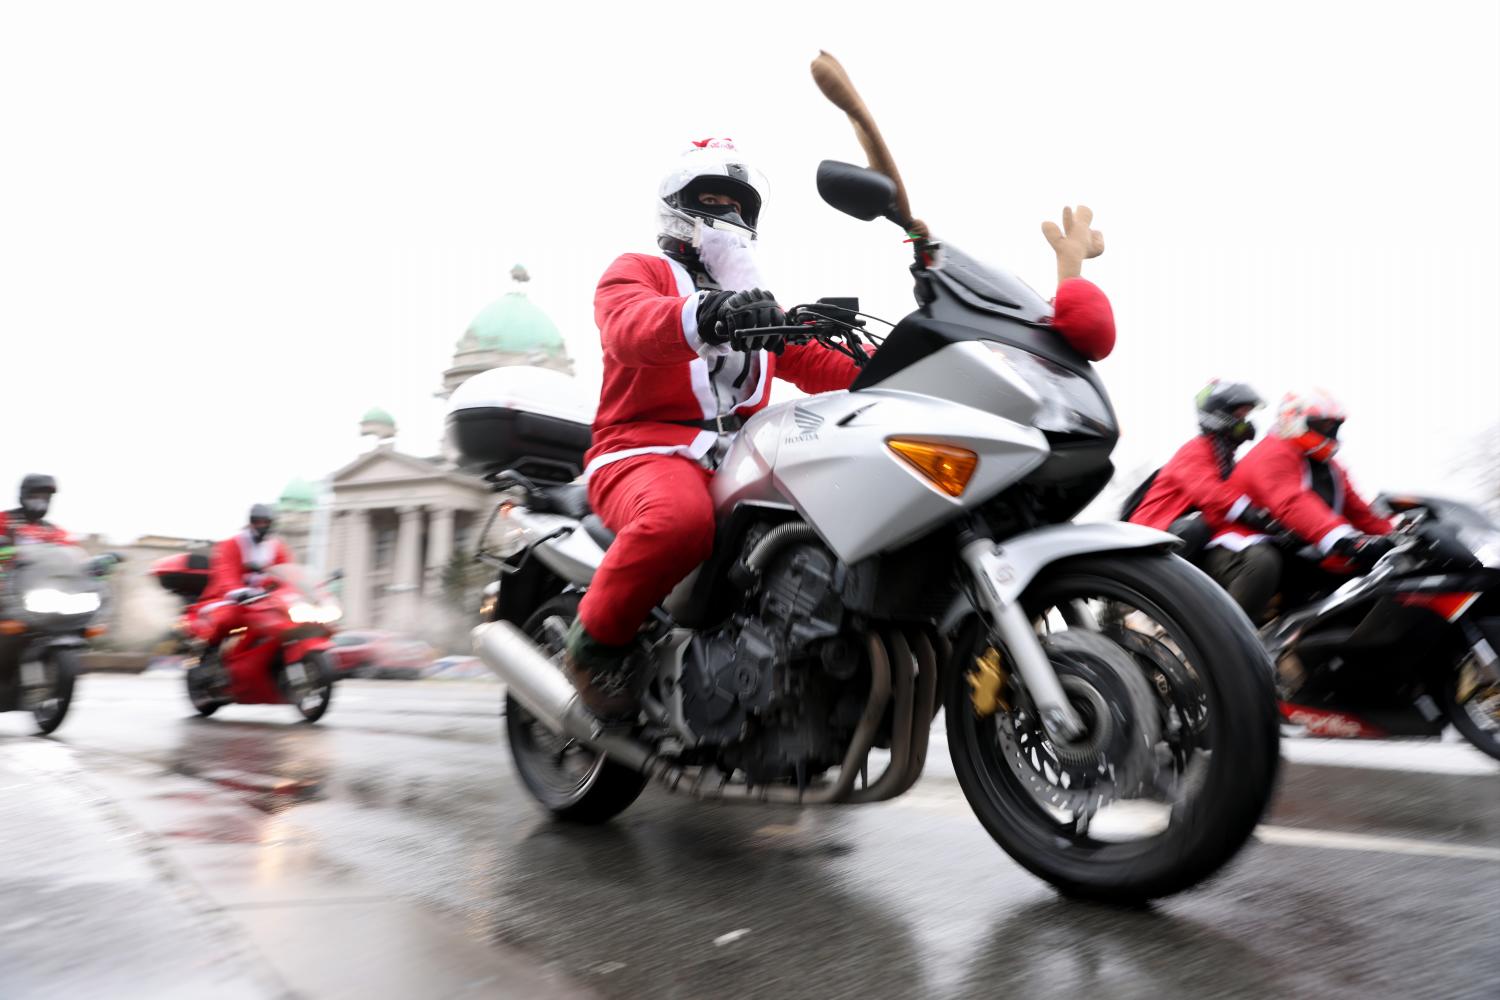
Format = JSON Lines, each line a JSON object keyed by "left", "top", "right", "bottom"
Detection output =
{"left": 817, "top": 160, "right": 898, "bottom": 223}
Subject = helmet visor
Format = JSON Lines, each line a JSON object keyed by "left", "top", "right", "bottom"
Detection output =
{"left": 1307, "top": 417, "right": 1343, "bottom": 440}
{"left": 681, "top": 176, "right": 762, "bottom": 230}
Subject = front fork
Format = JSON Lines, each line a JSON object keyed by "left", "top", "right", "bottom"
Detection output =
{"left": 959, "top": 538, "right": 1086, "bottom": 742}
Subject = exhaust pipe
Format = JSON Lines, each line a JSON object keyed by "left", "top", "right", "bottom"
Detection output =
{"left": 472, "top": 622, "right": 654, "bottom": 772}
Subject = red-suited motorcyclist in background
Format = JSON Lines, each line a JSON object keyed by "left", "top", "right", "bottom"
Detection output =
{"left": 1215, "top": 390, "right": 1394, "bottom": 617}
{"left": 194, "top": 504, "right": 292, "bottom": 651}
{"left": 0, "top": 474, "right": 72, "bottom": 548}
{"left": 1128, "top": 381, "right": 1284, "bottom": 618}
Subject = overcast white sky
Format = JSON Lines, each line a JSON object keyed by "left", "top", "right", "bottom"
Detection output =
{"left": 2, "top": 1, "right": 1496, "bottom": 542}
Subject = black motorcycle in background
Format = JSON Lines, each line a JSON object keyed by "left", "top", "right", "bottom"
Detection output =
{"left": 0, "top": 544, "right": 116, "bottom": 734}
{"left": 1264, "top": 495, "right": 1500, "bottom": 760}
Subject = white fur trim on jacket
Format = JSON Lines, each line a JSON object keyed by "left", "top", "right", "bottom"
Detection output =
{"left": 582, "top": 434, "right": 718, "bottom": 479}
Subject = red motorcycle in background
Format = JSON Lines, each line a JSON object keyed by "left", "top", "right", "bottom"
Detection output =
{"left": 151, "top": 556, "right": 342, "bottom": 722}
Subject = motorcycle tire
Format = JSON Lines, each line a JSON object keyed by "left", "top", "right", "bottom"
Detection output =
{"left": 281, "top": 650, "right": 334, "bottom": 724}
{"left": 504, "top": 594, "right": 647, "bottom": 824}
{"left": 189, "top": 690, "right": 221, "bottom": 718}
{"left": 946, "top": 551, "right": 1281, "bottom": 904}
{"left": 31, "top": 647, "right": 77, "bottom": 736}
{"left": 1442, "top": 665, "right": 1500, "bottom": 763}
{"left": 186, "top": 658, "right": 223, "bottom": 717}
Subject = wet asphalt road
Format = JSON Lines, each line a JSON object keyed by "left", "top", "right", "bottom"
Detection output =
{"left": 3, "top": 673, "right": 1498, "bottom": 1000}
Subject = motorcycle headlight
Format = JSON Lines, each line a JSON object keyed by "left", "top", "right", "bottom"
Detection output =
{"left": 984, "top": 342, "right": 1116, "bottom": 436}
{"left": 24, "top": 589, "right": 101, "bottom": 615}
{"left": 290, "top": 601, "right": 342, "bottom": 624}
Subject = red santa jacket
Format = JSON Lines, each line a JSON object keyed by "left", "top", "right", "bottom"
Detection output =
{"left": 1213, "top": 435, "right": 1392, "bottom": 555}
{"left": 586, "top": 253, "right": 864, "bottom": 475}
{"left": 203, "top": 529, "right": 291, "bottom": 603}
{"left": 1128, "top": 435, "right": 1251, "bottom": 532}
{"left": 0, "top": 510, "right": 72, "bottom": 547}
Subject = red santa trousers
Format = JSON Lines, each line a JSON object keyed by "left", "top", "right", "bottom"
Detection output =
{"left": 577, "top": 453, "right": 715, "bottom": 646}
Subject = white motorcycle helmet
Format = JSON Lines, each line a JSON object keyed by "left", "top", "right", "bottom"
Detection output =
{"left": 657, "top": 138, "right": 769, "bottom": 250}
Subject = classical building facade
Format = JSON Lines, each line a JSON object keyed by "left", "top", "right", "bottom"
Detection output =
{"left": 285, "top": 266, "right": 574, "bottom": 635}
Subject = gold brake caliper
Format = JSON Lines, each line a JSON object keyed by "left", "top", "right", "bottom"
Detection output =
{"left": 968, "top": 647, "right": 1010, "bottom": 718}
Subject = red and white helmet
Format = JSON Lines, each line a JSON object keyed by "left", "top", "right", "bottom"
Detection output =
{"left": 657, "top": 138, "right": 769, "bottom": 246}
{"left": 1275, "top": 389, "right": 1347, "bottom": 461}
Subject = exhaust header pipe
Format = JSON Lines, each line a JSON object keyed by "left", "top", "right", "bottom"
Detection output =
{"left": 472, "top": 622, "right": 653, "bottom": 772}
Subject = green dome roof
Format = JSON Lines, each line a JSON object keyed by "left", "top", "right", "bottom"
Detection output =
{"left": 465, "top": 292, "right": 565, "bottom": 355}
{"left": 278, "top": 478, "right": 318, "bottom": 511}
{"left": 361, "top": 406, "right": 395, "bottom": 426}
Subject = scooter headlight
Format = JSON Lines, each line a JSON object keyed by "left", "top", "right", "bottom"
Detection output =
{"left": 24, "top": 589, "right": 101, "bottom": 615}
{"left": 289, "top": 602, "right": 342, "bottom": 624}
{"left": 984, "top": 342, "right": 1116, "bottom": 437}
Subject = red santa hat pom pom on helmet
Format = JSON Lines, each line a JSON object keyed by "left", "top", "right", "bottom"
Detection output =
{"left": 1275, "top": 389, "right": 1347, "bottom": 462}
{"left": 1041, "top": 205, "right": 1115, "bottom": 361}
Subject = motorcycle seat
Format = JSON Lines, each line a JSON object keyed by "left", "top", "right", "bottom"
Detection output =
{"left": 582, "top": 514, "right": 616, "bottom": 551}
{"left": 531, "top": 482, "right": 591, "bottom": 519}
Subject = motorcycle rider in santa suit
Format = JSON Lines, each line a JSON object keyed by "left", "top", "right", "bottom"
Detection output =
{"left": 0, "top": 474, "right": 74, "bottom": 630}
{"left": 565, "top": 138, "right": 862, "bottom": 717}
{"left": 1211, "top": 390, "right": 1394, "bottom": 622}
{"left": 191, "top": 504, "right": 292, "bottom": 674}
{"left": 565, "top": 138, "right": 1117, "bottom": 719}
{"left": 1128, "top": 381, "right": 1284, "bottom": 618}
{"left": 0, "top": 474, "right": 72, "bottom": 549}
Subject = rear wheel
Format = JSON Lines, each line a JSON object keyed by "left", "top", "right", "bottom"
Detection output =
{"left": 946, "top": 552, "right": 1280, "bottom": 903}
{"left": 505, "top": 595, "right": 647, "bottom": 823}
{"left": 29, "top": 647, "right": 77, "bottom": 735}
{"left": 280, "top": 650, "right": 335, "bottom": 723}
{"left": 1443, "top": 657, "right": 1500, "bottom": 762}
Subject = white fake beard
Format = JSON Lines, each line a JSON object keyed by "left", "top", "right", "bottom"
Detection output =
{"left": 695, "top": 221, "right": 763, "bottom": 292}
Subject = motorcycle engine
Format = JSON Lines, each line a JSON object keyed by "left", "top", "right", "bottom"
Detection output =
{"left": 678, "top": 541, "right": 867, "bottom": 784}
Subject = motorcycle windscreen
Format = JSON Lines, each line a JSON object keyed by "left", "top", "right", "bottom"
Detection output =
{"left": 1, "top": 543, "right": 104, "bottom": 630}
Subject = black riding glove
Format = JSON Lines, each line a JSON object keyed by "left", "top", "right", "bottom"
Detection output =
{"left": 696, "top": 288, "right": 785, "bottom": 349}
{"left": 695, "top": 290, "right": 736, "bottom": 346}
{"left": 1331, "top": 533, "right": 1394, "bottom": 569}
{"left": 1237, "top": 507, "right": 1282, "bottom": 534}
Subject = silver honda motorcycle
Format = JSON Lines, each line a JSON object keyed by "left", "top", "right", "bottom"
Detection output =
{"left": 462, "top": 161, "right": 1279, "bottom": 903}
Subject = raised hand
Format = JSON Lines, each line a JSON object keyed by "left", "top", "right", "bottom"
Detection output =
{"left": 1041, "top": 205, "right": 1106, "bottom": 283}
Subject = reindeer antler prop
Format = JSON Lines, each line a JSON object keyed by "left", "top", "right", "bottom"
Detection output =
{"left": 810, "top": 51, "right": 928, "bottom": 239}
{"left": 1041, "top": 205, "right": 1105, "bottom": 284}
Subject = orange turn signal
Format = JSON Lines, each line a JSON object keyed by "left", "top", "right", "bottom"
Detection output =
{"left": 84, "top": 626, "right": 108, "bottom": 638}
{"left": 887, "top": 439, "right": 978, "bottom": 497}
{"left": 0, "top": 620, "right": 24, "bottom": 635}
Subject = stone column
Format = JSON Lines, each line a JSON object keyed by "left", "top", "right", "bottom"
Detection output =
{"left": 324, "top": 511, "right": 346, "bottom": 584}
{"left": 341, "top": 509, "right": 373, "bottom": 628}
{"left": 425, "top": 507, "right": 456, "bottom": 593}
{"left": 391, "top": 505, "right": 425, "bottom": 631}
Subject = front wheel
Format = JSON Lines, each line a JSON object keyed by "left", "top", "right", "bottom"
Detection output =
{"left": 947, "top": 552, "right": 1281, "bottom": 903}
{"left": 1443, "top": 656, "right": 1500, "bottom": 762}
{"left": 280, "top": 650, "right": 335, "bottom": 723}
{"left": 504, "top": 595, "right": 647, "bottom": 823}
{"left": 29, "top": 647, "right": 77, "bottom": 735}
